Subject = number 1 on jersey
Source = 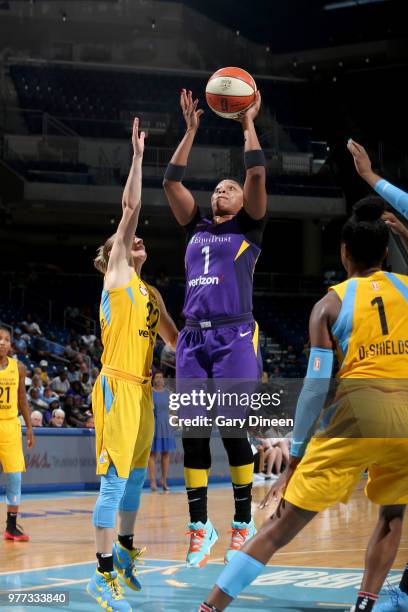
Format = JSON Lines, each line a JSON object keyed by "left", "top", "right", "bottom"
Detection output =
{"left": 202, "top": 245, "right": 210, "bottom": 275}
{"left": 371, "top": 296, "right": 389, "bottom": 335}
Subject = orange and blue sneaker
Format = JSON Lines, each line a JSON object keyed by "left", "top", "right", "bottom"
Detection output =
{"left": 87, "top": 569, "right": 131, "bottom": 611}
{"left": 186, "top": 519, "right": 218, "bottom": 568}
{"left": 374, "top": 588, "right": 408, "bottom": 611}
{"left": 112, "top": 542, "right": 145, "bottom": 591}
{"left": 224, "top": 519, "right": 257, "bottom": 564}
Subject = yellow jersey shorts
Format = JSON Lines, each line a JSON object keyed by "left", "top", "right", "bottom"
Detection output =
{"left": 92, "top": 368, "right": 154, "bottom": 478}
{"left": 0, "top": 417, "right": 25, "bottom": 473}
{"left": 284, "top": 436, "right": 408, "bottom": 512}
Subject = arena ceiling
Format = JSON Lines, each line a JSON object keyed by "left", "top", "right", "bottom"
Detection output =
{"left": 181, "top": 0, "right": 404, "bottom": 54}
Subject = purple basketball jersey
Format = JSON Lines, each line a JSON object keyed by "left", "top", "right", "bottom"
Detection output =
{"left": 183, "top": 208, "right": 265, "bottom": 320}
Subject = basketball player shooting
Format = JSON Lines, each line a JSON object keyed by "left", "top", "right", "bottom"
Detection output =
{"left": 163, "top": 89, "right": 267, "bottom": 567}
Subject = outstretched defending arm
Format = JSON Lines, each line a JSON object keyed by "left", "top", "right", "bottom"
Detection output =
{"left": 163, "top": 89, "right": 203, "bottom": 226}
{"left": 347, "top": 139, "right": 408, "bottom": 220}
{"left": 105, "top": 118, "right": 145, "bottom": 290}
{"left": 240, "top": 91, "right": 267, "bottom": 220}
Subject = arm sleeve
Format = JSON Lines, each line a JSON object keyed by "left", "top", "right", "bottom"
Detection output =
{"left": 236, "top": 208, "right": 268, "bottom": 247}
{"left": 375, "top": 179, "right": 408, "bottom": 221}
{"left": 184, "top": 207, "right": 202, "bottom": 243}
{"left": 290, "top": 347, "right": 334, "bottom": 458}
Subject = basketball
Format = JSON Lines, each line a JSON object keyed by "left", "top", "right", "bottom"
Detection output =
{"left": 205, "top": 67, "right": 257, "bottom": 119}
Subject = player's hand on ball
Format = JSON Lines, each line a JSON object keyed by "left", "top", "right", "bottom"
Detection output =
{"left": 26, "top": 428, "right": 35, "bottom": 449}
{"left": 236, "top": 90, "right": 261, "bottom": 123}
{"left": 347, "top": 139, "right": 372, "bottom": 178}
{"left": 180, "top": 89, "right": 204, "bottom": 132}
{"left": 383, "top": 211, "right": 408, "bottom": 239}
{"left": 132, "top": 117, "right": 145, "bottom": 159}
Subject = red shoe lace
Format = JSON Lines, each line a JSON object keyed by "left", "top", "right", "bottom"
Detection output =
{"left": 186, "top": 528, "right": 207, "bottom": 553}
{"left": 228, "top": 527, "right": 249, "bottom": 551}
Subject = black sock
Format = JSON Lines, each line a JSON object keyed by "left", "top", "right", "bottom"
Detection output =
{"left": 96, "top": 553, "right": 114, "bottom": 574}
{"left": 400, "top": 563, "right": 408, "bottom": 594}
{"left": 199, "top": 603, "right": 221, "bottom": 612}
{"left": 354, "top": 591, "right": 378, "bottom": 611}
{"left": 7, "top": 512, "right": 17, "bottom": 529}
{"left": 187, "top": 486, "right": 207, "bottom": 523}
{"left": 118, "top": 534, "right": 134, "bottom": 551}
{"left": 232, "top": 482, "right": 252, "bottom": 523}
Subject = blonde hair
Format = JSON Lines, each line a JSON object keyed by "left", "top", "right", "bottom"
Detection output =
{"left": 94, "top": 234, "right": 116, "bottom": 274}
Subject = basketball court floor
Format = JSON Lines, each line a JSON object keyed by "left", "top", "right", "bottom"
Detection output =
{"left": 1, "top": 481, "right": 406, "bottom": 611}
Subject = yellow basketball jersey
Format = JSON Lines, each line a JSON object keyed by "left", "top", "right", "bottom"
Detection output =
{"left": 330, "top": 270, "right": 408, "bottom": 378}
{"left": 0, "top": 357, "right": 19, "bottom": 419}
{"left": 99, "top": 273, "right": 160, "bottom": 378}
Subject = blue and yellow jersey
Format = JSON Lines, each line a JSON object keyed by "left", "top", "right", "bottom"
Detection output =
{"left": 99, "top": 273, "right": 160, "bottom": 378}
{"left": 0, "top": 357, "right": 19, "bottom": 419}
{"left": 330, "top": 270, "right": 408, "bottom": 378}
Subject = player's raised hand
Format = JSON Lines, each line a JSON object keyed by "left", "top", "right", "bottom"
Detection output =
{"left": 132, "top": 117, "right": 145, "bottom": 159}
{"left": 383, "top": 211, "right": 408, "bottom": 239}
{"left": 347, "top": 139, "right": 373, "bottom": 178}
{"left": 180, "top": 89, "right": 204, "bottom": 132}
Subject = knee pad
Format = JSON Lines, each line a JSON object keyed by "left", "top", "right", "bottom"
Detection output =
{"left": 119, "top": 467, "right": 147, "bottom": 512}
{"left": 216, "top": 551, "right": 264, "bottom": 598}
{"left": 6, "top": 472, "right": 22, "bottom": 506}
{"left": 93, "top": 464, "right": 127, "bottom": 528}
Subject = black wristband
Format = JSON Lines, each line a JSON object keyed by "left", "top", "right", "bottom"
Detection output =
{"left": 164, "top": 163, "right": 187, "bottom": 182}
{"left": 244, "top": 149, "right": 266, "bottom": 169}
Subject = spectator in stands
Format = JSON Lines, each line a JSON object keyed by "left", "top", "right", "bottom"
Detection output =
{"left": 28, "top": 388, "right": 48, "bottom": 411}
{"left": 67, "top": 380, "right": 86, "bottom": 403}
{"left": 148, "top": 371, "right": 176, "bottom": 492}
{"left": 85, "top": 415, "right": 95, "bottom": 429}
{"left": 30, "top": 410, "right": 43, "bottom": 427}
{"left": 81, "top": 326, "right": 97, "bottom": 350}
{"left": 64, "top": 339, "right": 79, "bottom": 360}
{"left": 286, "top": 345, "right": 297, "bottom": 364}
{"left": 81, "top": 372, "right": 93, "bottom": 397}
{"left": 255, "top": 437, "right": 282, "bottom": 481}
{"left": 12, "top": 328, "right": 28, "bottom": 357}
{"left": 29, "top": 374, "right": 44, "bottom": 396}
{"left": 79, "top": 362, "right": 89, "bottom": 375}
{"left": 50, "top": 369, "right": 70, "bottom": 395}
{"left": 77, "top": 346, "right": 92, "bottom": 370}
{"left": 89, "top": 338, "right": 102, "bottom": 363}
{"left": 67, "top": 362, "right": 80, "bottom": 382}
{"left": 62, "top": 395, "right": 80, "bottom": 427}
{"left": 270, "top": 367, "right": 281, "bottom": 379}
{"left": 90, "top": 367, "right": 99, "bottom": 384}
{"left": 39, "top": 360, "right": 50, "bottom": 385}
{"left": 21, "top": 313, "right": 42, "bottom": 336}
{"left": 49, "top": 408, "right": 66, "bottom": 428}
{"left": 43, "top": 386, "right": 59, "bottom": 405}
